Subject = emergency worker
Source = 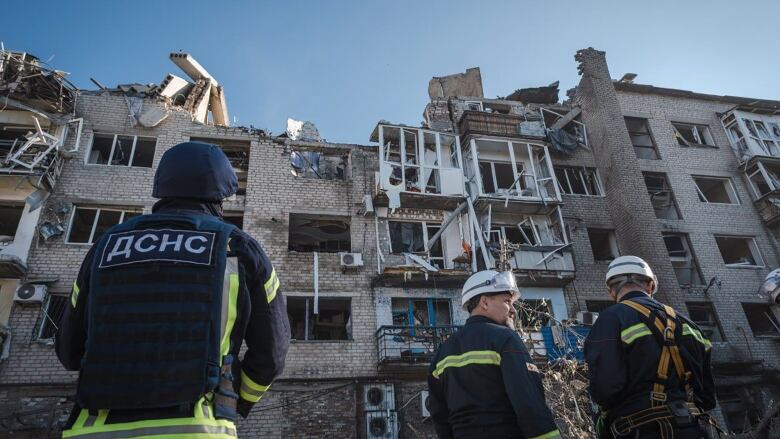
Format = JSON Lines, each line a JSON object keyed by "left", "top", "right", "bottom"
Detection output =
{"left": 56, "top": 141, "right": 290, "bottom": 438}
{"left": 427, "top": 270, "right": 560, "bottom": 439}
{"left": 584, "top": 255, "right": 717, "bottom": 439}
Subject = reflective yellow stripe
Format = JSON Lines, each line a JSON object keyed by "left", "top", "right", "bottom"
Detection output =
{"left": 219, "top": 273, "right": 239, "bottom": 358}
{"left": 264, "top": 268, "right": 279, "bottom": 303}
{"left": 683, "top": 324, "right": 712, "bottom": 350}
{"left": 94, "top": 410, "right": 108, "bottom": 427}
{"left": 239, "top": 369, "right": 270, "bottom": 403}
{"left": 72, "top": 409, "right": 89, "bottom": 429}
{"left": 432, "top": 350, "right": 501, "bottom": 378}
{"left": 529, "top": 430, "right": 562, "bottom": 439}
{"left": 71, "top": 281, "right": 80, "bottom": 307}
{"left": 62, "top": 416, "right": 236, "bottom": 438}
{"left": 620, "top": 323, "right": 652, "bottom": 344}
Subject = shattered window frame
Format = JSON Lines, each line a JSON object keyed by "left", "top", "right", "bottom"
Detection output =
{"left": 714, "top": 235, "right": 764, "bottom": 268}
{"left": 624, "top": 117, "right": 660, "bottom": 160}
{"left": 35, "top": 294, "right": 69, "bottom": 343}
{"left": 741, "top": 303, "right": 780, "bottom": 337}
{"left": 65, "top": 206, "right": 141, "bottom": 245}
{"left": 287, "top": 213, "right": 351, "bottom": 253}
{"left": 86, "top": 133, "right": 157, "bottom": 168}
{"left": 692, "top": 176, "right": 740, "bottom": 205}
{"left": 745, "top": 161, "right": 780, "bottom": 199}
{"left": 643, "top": 172, "right": 682, "bottom": 219}
{"left": 672, "top": 122, "right": 715, "bottom": 147}
{"left": 290, "top": 149, "right": 348, "bottom": 181}
{"left": 662, "top": 233, "right": 704, "bottom": 286}
{"left": 387, "top": 220, "right": 444, "bottom": 267}
{"left": 587, "top": 228, "right": 619, "bottom": 262}
{"left": 471, "top": 138, "right": 559, "bottom": 201}
{"left": 287, "top": 296, "right": 352, "bottom": 341}
{"left": 553, "top": 166, "right": 604, "bottom": 196}
{"left": 685, "top": 302, "right": 725, "bottom": 342}
{"left": 390, "top": 297, "right": 452, "bottom": 328}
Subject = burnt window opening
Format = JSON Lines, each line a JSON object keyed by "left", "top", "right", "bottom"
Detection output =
{"left": 35, "top": 294, "right": 68, "bottom": 342}
{"left": 223, "top": 213, "right": 244, "bottom": 229}
{"left": 87, "top": 134, "right": 156, "bottom": 168}
{"left": 391, "top": 298, "right": 452, "bottom": 327}
{"left": 693, "top": 176, "right": 739, "bottom": 204}
{"left": 672, "top": 122, "right": 715, "bottom": 147}
{"left": 644, "top": 172, "right": 681, "bottom": 219}
{"left": 288, "top": 297, "right": 351, "bottom": 341}
{"left": 685, "top": 302, "right": 724, "bottom": 342}
{"left": 190, "top": 137, "right": 249, "bottom": 196}
{"left": 662, "top": 233, "right": 704, "bottom": 286}
{"left": 387, "top": 221, "right": 444, "bottom": 268}
{"left": 0, "top": 204, "right": 24, "bottom": 240}
{"left": 290, "top": 149, "right": 348, "bottom": 180}
{"left": 717, "top": 387, "right": 762, "bottom": 434}
{"left": 586, "top": 300, "right": 615, "bottom": 313}
{"left": 715, "top": 236, "right": 763, "bottom": 267}
{"left": 625, "top": 117, "right": 659, "bottom": 160}
{"left": 67, "top": 207, "right": 141, "bottom": 245}
{"left": 742, "top": 303, "right": 780, "bottom": 337}
{"left": 288, "top": 213, "right": 351, "bottom": 253}
{"left": 587, "top": 229, "right": 618, "bottom": 261}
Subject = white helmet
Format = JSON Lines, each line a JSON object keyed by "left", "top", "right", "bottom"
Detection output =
{"left": 760, "top": 269, "right": 780, "bottom": 305}
{"left": 461, "top": 270, "right": 520, "bottom": 310}
{"left": 605, "top": 255, "right": 658, "bottom": 294}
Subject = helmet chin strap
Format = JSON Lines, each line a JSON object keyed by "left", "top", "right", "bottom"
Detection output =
{"left": 609, "top": 275, "right": 650, "bottom": 300}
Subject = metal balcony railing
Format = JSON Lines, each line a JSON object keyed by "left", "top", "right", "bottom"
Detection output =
{"left": 376, "top": 325, "right": 461, "bottom": 365}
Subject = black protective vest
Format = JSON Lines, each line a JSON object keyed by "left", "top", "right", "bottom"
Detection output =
{"left": 77, "top": 213, "right": 236, "bottom": 410}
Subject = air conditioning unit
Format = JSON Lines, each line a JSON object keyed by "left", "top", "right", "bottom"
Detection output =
{"left": 366, "top": 410, "right": 398, "bottom": 439}
{"left": 420, "top": 390, "right": 431, "bottom": 417}
{"left": 340, "top": 252, "right": 364, "bottom": 268}
{"left": 364, "top": 383, "right": 394, "bottom": 411}
{"left": 14, "top": 284, "right": 47, "bottom": 303}
{"left": 576, "top": 311, "right": 598, "bottom": 326}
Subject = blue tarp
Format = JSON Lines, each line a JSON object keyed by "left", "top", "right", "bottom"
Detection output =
{"left": 541, "top": 325, "right": 591, "bottom": 362}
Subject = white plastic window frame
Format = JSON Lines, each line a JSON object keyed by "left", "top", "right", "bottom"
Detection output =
{"left": 672, "top": 122, "right": 715, "bottom": 147}
{"left": 464, "top": 101, "right": 484, "bottom": 112}
{"left": 692, "top": 176, "right": 740, "bottom": 205}
{"left": 65, "top": 206, "right": 139, "bottom": 245}
{"left": 554, "top": 166, "right": 604, "bottom": 197}
{"left": 386, "top": 219, "right": 445, "bottom": 267}
{"left": 714, "top": 235, "right": 765, "bottom": 268}
{"left": 85, "top": 133, "right": 156, "bottom": 168}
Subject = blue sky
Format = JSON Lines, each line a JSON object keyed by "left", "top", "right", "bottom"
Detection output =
{"left": 4, "top": 0, "right": 779, "bottom": 144}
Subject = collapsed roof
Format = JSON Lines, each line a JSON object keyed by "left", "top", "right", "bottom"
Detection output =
{"left": 0, "top": 49, "right": 77, "bottom": 116}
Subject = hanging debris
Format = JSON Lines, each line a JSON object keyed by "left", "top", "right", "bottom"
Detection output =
{"left": 0, "top": 49, "right": 77, "bottom": 114}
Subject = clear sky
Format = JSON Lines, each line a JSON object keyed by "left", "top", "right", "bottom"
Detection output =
{"left": 4, "top": 0, "right": 779, "bottom": 144}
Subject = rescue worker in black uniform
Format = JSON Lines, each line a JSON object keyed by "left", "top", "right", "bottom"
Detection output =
{"left": 584, "top": 255, "right": 717, "bottom": 439}
{"left": 56, "top": 141, "right": 290, "bottom": 438}
{"left": 427, "top": 269, "right": 561, "bottom": 439}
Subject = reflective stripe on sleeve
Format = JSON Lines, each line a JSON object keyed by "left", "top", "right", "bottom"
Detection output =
{"left": 682, "top": 323, "right": 712, "bottom": 350}
{"left": 264, "top": 268, "right": 280, "bottom": 303}
{"left": 529, "top": 430, "right": 562, "bottom": 439}
{"left": 71, "top": 281, "right": 80, "bottom": 307}
{"left": 620, "top": 323, "right": 652, "bottom": 345}
{"left": 432, "top": 350, "right": 501, "bottom": 378}
{"left": 240, "top": 369, "right": 271, "bottom": 403}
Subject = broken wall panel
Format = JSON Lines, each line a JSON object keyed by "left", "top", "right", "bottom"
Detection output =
{"left": 290, "top": 149, "right": 348, "bottom": 180}
{"left": 288, "top": 213, "right": 351, "bottom": 253}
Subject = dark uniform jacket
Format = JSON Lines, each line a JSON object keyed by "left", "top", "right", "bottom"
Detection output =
{"left": 427, "top": 315, "right": 560, "bottom": 439}
{"left": 56, "top": 200, "right": 290, "bottom": 424}
{"left": 584, "top": 291, "right": 716, "bottom": 420}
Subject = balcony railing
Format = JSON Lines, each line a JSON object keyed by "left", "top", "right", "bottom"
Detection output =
{"left": 376, "top": 325, "right": 461, "bottom": 365}
{"left": 458, "top": 110, "right": 543, "bottom": 139}
{"left": 755, "top": 195, "right": 780, "bottom": 227}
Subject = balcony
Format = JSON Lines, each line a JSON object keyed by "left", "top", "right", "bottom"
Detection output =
{"left": 510, "top": 245, "right": 575, "bottom": 287}
{"left": 376, "top": 325, "right": 460, "bottom": 377}
{"left": 744, "top": 156, "right": 780, "bottom": 228}
{"left": 458, "top": 110, "right": 546, "bottom": 140}
{"left": 755, "top": 195, "right": 780, "bottom": 227}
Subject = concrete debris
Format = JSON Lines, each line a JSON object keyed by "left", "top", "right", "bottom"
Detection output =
{"left": 506, "top": 81, "right": 560, "bottom": 104}
{"left": 286, "top": 118, "right": 322, "bottom": 142}
{"left": 428, "top": 67, "right": 483, "bottom": 99}
{"left": 0, "top": 50, "right": 77, "bottom": 114}
{"left": 137, "top": 106, "right": 169, "bottom": 128}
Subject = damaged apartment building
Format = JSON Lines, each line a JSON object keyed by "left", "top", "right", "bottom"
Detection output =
{"left": 1, "top": 43, "right": 780, "bottom": 439}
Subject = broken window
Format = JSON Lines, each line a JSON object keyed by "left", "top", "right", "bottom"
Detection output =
{"left": 672, "top": 122, "right": 715, "bottom": 147}
{"left": 287, "top": 297, "right": 351, "bottom": 341}
{"left": 0, "top": 204, "right": 24, "bottom": 240}
{"left": 36, "top": 294, "right": 68, "bottom": 342}
{"left": 715, "top": 236, "right": 763, "bottom": 267}
{"left": 662, "top": 233, "right": 704, "bottom": 286}
{"left": 685, "top": 302, "right": 724, "bottom": 342}
{"left": 479, "top": 161, "right": 516, "bottom": 193}
{"left": 587, "top": 229, "right": 619, "bottom": 261}
{"left": 464, "top": 101, "right": 484, "bottom": 112}
{"left": 288, "top": 214, "right": 351, "bottom": 253}
{"left": 742, "top": 303, "right": 780, "bottom": 336}
{"left": 388, "top": 221, "right": 443, "bottom": 268}
{"left": 491, "top": 223, "right": 537, "bottom": 247}
{"left": 625, "top": 117, "right": 659, "bottom": 159}
{"left": 66, "top": 207, "right": 141, "bottom": 245}
{"left": 717, "top": 387, "right": 762, "bottom": 433}
{"left": 554, "top": 166, "right": 603, "bottom": 196}
{"left": 745, "top": 161, "right": 780, "bottom": 199}
{"left": 87, "top": 133, "right": 156, "bottom": 167}
{"left": 0, "top": 126, "right": 35, "bottom": 161}
{"left": 190, "top": 137, "right": 249, "bottom": 196}
{"left": 586, "top": 300, "right": 615, "bottom": 313}
{"left": 644, "top": 172, "right": 681, "bottom": 219}
{"left": 290, "top": 149, "right": 347, "bottom": 180}
{"left": 391, "top": 298, "right": 452, "bottom": 327}
{"left": 223, "top": 212, "right": 244, "bottom": 229}
{"left": 742, "top": 119, "right": 780, "bottom": 157}
{"left": 693, "top": 176, "right": 739, "bottom": 204}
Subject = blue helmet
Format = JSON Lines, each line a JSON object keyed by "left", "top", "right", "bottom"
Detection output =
{"left": 153, "top": 141, "right": 238, "bottom": 202}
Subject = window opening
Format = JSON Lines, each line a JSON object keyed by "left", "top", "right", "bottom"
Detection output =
{"left": 715, "top": 236, "right": 763, "bottom": 267}
{"left": 288, "top": 297, "right": 351, "bottom": 341}
{"left": 672, "top": 122, "right": 714, "bottom": 147}
{"left": 625, "top": 117, "right": 659, "bottom": 159}
{"left": 587, "top": 229, "right": 619, "bottom": 261}
{"left": 288, "top": 213, "right": 351, "bottom": 253}
{"left": 693, "top": 177, "right": 739, "bottom": 204}
{"left": 67, "top": 207, "right": 139, "bottom": 244}
{"left": 741, "top": 303, "right": 780, "bottom": 336}
{"left": 662, "top": 233, "right": 704, "bottom": 286}
{"left": 36, "top": 294, "right": 68, "bottom": 342}
{"left": 685, "top": 302, "right": 724, "bottom": 342}
{"left": 644, "top": 173, "right": 680, "bottom": 219}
